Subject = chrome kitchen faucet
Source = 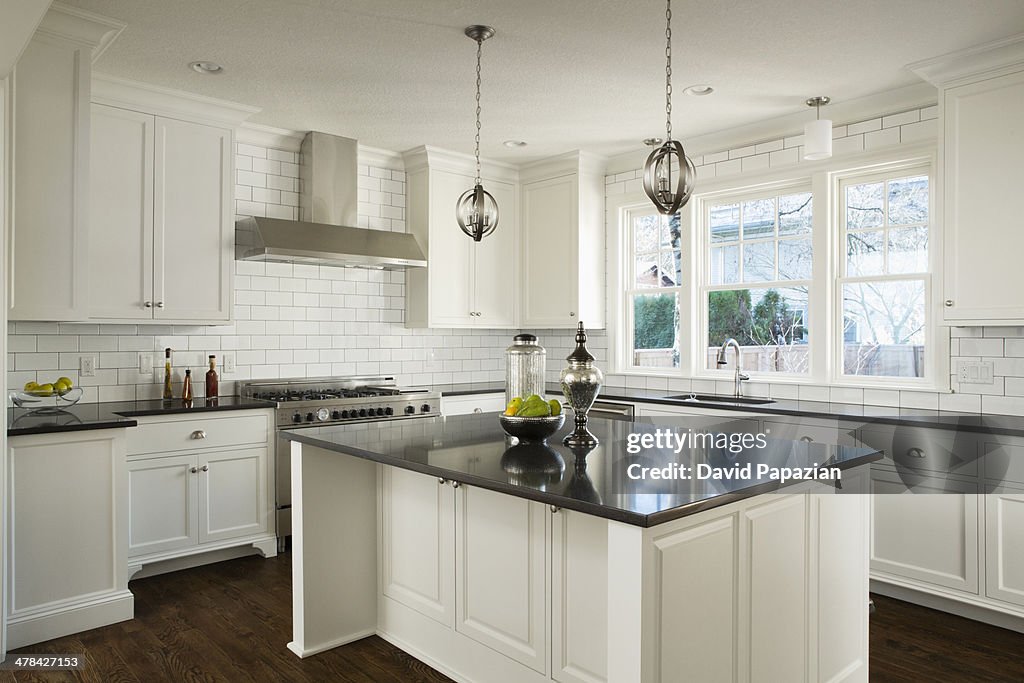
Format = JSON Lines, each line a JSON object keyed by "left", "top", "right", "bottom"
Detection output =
{"left": 716, "top": 338, "right": 750, "bottom": 398}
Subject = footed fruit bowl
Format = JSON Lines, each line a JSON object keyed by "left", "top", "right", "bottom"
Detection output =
{"left": 499, "top": 413, "right": 566, "bottom": 443}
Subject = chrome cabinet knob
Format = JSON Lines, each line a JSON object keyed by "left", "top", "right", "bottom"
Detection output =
{"left": 944, "top": 300, "right": 954, "bottom": 307}
{"left": 156, "top": 301, "right": 165, "bottom": 308}
{"left": 569, "top": 312, "right": 576, "bottom": 317}
{"left": 800, "top": 436, "right": 814, "bottom": 443}
{"left": 550, "top": 505, "right": 560, "bottom": 514}
{"left": 189, "top": 467, "right": 198, "bottom": 474}
{"left": 201, "top": 464, "right": 209, "bottom": 472}
{"left": 144, "top": 301, "right": 153, "bottom": 308}
{"left": 451, "top": 481, "right": 461, "bottom": 488}
{"left": 190, "top": 430, "right": 206, "bottom": 440}
{"left": 438, "top": 477, "right": 447, "bottom": 485}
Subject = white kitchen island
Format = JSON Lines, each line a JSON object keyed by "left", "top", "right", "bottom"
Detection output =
{"left": 284, "top": 414, "right": 880, "bottom": 683}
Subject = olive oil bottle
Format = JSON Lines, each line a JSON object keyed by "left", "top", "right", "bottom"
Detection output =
{"left": 182, "top": 369, "right": 193, "bottom": 403}
{"left": 162, "top": 348, "right": 174, "bottom": 400}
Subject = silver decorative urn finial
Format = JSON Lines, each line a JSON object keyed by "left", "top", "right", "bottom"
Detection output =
{"left": 560, "top": 322, "right": 603, "bottom": 447}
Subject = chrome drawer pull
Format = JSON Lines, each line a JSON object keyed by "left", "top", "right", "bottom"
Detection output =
{"left": 800, "top": 436, "right": 814, "bottom": 443}
{"left": 191, "top": 430, "right": 207, "bottom": 440}
{"left": 906, "top": 447, "right": 925, "bottom": 459}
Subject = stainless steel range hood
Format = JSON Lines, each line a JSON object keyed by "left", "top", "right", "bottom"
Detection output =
{"left": 235, "top": 132, "right": 426, "bottom": 269}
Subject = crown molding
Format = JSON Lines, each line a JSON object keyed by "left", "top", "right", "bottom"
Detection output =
{"left": 518, "top": 150, "right": 608, "bottom": 183}
{"left": 604, "top": 82, "right": 938, "bottom": 175}
{"left": 360, "top": 144, "right": 404, "bottom": 171}
{"left": 909, "top": 32, "right": 1024, "bottom": 86}
{"left": 92, "top": 73, "right": 260, "bottom": 127}
{"left": 236, "top": 123, "right": 305, "bottom": 152}
{"left": 401, "top": 145, "right": 519, "bottom": 183}
{"left": 38, "top": 2, "right": 125, "bottom": 62}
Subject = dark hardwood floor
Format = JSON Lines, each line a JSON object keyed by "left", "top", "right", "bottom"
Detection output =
{"left": 5, "top": 554, "right": 1024, "bottom": 682}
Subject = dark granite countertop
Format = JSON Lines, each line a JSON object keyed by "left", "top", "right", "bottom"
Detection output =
{"left": 436, "top": 382, "right": 1024, "bottom": 437}
{"left": 7, "top": 396, "right": 275, "bottom": 437}
{"left": 283, "top": 412, "right": 882, "bottom": 527}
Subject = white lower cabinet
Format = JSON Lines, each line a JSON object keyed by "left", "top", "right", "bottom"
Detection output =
{"left": 455, "top": 484, "right": 548, "bottom": 674}
{"left": 126, "top": 410, "right": 276, "bottom": 570}
{"left": 984, "top": 486, "right": 1024, "bottom": 608}
{"left": 441, "top": 392, "right": 508, "bottom": 416}
{"left": 6, "top": 429, "right": 133, "bottom": 648}
{"left": 380, "top": 470, "right": 548, "bottom": 675}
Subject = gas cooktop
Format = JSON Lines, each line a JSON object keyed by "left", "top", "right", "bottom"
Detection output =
{"left": 238, "top": 376, "right": 442, "bottom": 428}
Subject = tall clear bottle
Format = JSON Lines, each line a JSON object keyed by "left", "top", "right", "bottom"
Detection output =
{"left": 505, "top": 334, "right": 546, "bottom": 405}
{"left": 162, "top": 348, "right": 174, "bottom": 400}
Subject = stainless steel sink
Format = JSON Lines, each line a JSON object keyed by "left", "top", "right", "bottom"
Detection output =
{"left": 666, "top": 393, "right": 776, "bottom": 406}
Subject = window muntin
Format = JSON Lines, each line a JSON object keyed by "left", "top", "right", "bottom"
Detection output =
{"left": 703, "top": 189, "right": 813, "bottom": 374}
{"left": 626, "top": 209, "right": 682, "bottom": 369}
{"left": 839, "top": 171, "right": 931, "bottom": 379}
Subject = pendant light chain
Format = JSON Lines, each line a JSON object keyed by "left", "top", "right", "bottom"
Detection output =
{"left": 474, "top": 36, "right": 483, "bottom": 186}
{"left": 665, "top": 0, "right": 672, "bottom": 142}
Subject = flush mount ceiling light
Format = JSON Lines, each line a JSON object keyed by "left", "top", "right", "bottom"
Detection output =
{"left": 456, "top": 25, "right": 499, "bottom": 242}
{"left": 803, "top": 96, "right": 832, "bottom": 160}
{"left": 189, "top": 60, "right": 223, "bottom": 75}
{"left": 682, "top": 84, "right": 714, "bottom": 96}
{"left": 642, "top": 0, "right": 696, "bottom": 216}
{"left": 503, "top": 140, "right": 528, "bottom": 148}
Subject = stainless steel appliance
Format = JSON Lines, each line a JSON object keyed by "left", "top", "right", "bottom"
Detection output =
{"left": 587, "top": 400, "right": 635, "bottom": 421}
{"left": 239, "top": 376, "right": 441, "bottom": 551}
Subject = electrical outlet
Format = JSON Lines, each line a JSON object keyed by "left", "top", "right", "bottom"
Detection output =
{"left": 222, "top": 352, "right": 236, "bottom": 374}
{"left": 139, "top": 353, "right": 154, "bottom": 375}
{"left": 80, "top": 356, "right": 96, "bottom": 377}
{"left": 957, "top": 360, "right": 994, "bottom": 384}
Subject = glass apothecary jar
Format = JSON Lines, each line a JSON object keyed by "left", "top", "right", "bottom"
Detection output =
{"left": 505, "top": 334, "right": 546, "bottom": 405}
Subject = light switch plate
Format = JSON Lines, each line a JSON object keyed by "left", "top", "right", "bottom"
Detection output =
{"left": 222, "top": 352, "right": 236, "bottom": 374}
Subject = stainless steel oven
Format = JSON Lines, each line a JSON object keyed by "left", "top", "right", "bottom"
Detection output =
{"left": 239, "top": 376, "right": 442, "bottom": 551}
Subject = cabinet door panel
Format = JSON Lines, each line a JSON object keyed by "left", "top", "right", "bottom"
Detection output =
{"left": 455, "top": 485, "right": 547, "bottom": 674}
{"left": 199, "top": 447, "right": 268, "bottom": 543}
{"left": 426, "top": 170, "right": 474, "bottom": 325}
{"left": 521, "top": 175, "right": 577, "bottom": 327}
{"left": 153, "top": 117, "right": 232, "bottom": 322}
{"left": 870, "top": 470, "right": 979, "bottom": 592}
{"left": 127, "top": 454, "right": 197, "bottom": 557}
{"left": 89, "top": 104, "right": 154, "bottom": 319}
{"left": 381, "top": 467, "right": 455, "bottom": 626}
{"left": 9, "top": 37, "right": 89, "bottom": 321}
{"left": 472, "top": 179, "right": 517, "bottom": 327}
{"left": 943, "top": 70, "right": 1024, "bottom": 323}
{"left": 552, "top": 510, "right": 607, "bottom": 683}
{"left": 985, "top": 488, "right": 1024, "bottom": 607}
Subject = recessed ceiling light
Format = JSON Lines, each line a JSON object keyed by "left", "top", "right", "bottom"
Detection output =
{"left": 189, "top": 61, "right": 224, "bottom": 75}
{"left": 503, "top": 140, "right": 528, "bottom": 148}
{"left": 643, "top": 138, "right": 664, "bottom": 147}
{"left": 682, "top": 84, "right": 714, "bottom": 96}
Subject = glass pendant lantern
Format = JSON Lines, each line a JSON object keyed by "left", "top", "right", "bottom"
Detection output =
{"left": 456, "top": 25, "right": 499, "bottom": 242}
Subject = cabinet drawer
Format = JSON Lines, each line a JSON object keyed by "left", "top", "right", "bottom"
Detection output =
{"left": 859, "top": 426, "right": 978, "bottom": 478}
{"left": 982, "top": 440, "right": 1024, "bottom": 486}
{"left": 764, "top": 419, "right": 842, "bottom": 446}
{"left": 127, "top": 412, "right": 269, "bottom": 456}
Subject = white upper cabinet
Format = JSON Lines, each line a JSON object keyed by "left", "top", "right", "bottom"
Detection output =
{"left": 519, "top": 152, "right": 606, "bottom": 329}
{"left": 89, "top": 76, "right": 255, "bottom": 324}
{"left": 7, "top": 7, "right": 123, "bottom": 321}
{"left": 911, "top": 34, "right": 1024, "bottom": 325}
{"left": 403, "top": 147, "right": 518, "bottom": 328}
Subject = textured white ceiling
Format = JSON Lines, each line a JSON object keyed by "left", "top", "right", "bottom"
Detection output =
{"left": 66, "top": 0, "right": 1024, "bottom": 162}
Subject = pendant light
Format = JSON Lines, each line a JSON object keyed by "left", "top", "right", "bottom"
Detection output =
{"left": 642, "top": 0, "right": 696, "bottom": 216}
{"left": 456, "top": 25, "right": 499, "bottom": 242}
{"left": 803, "top": 96, "right": 832, "bottom": 160}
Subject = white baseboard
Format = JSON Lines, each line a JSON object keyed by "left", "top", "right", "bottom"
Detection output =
{"left": 6, "top": 590, "right": 134, "bottom": 649}
{"left": 286, "top": 628, "right": 376, "bottom": 658}
{"left": 129, "top": 534, "right": 278, "bottom": 579}
{"left": 871, "top": 579, "right": 1024, "bottom": 634}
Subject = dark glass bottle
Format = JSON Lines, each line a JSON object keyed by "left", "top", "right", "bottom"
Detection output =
{"left": 205, "top": 355, "right": 219, "bottom": 399}
{"left": 182, "top": 369, "right": 193, "bottom": 403}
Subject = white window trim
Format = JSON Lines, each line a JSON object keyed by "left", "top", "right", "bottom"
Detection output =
{"left": 606, "top": 141, "right": 950, "bottom": 391}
